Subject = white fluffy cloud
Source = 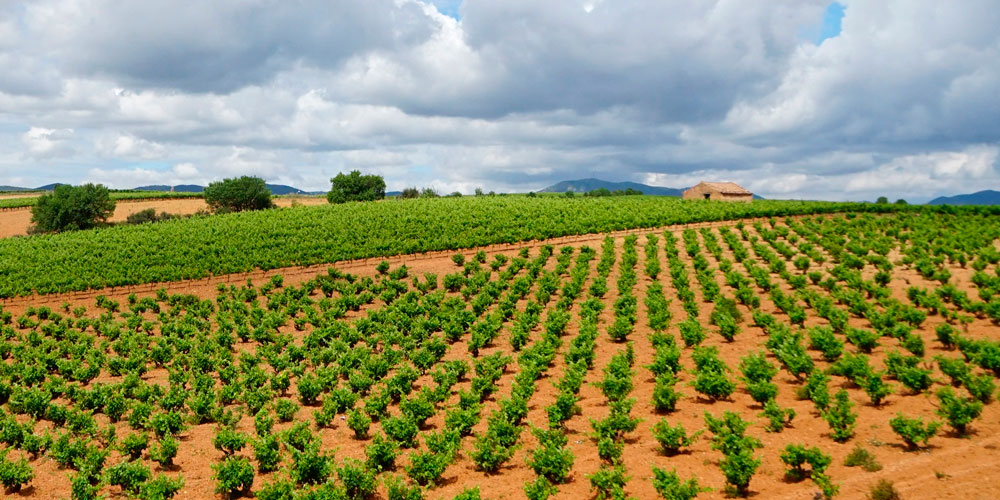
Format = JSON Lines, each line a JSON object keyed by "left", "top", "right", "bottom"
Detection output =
{"left": 0, "top": 0, "right": 997, "bottom": 202}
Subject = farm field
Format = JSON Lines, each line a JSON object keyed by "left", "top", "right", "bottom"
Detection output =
{"left": 1, "top": 211, "right": 1000, "bottom": 499}
{"left": 0, "top": 196, "right": 328, "bottom": 239}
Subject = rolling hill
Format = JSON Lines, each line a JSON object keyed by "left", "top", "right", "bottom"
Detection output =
{"left": 928, "top": 190, "right": 1000, "bottom": 206}
{"left": 538, "top": 178, "right": 685, "bottom": 196}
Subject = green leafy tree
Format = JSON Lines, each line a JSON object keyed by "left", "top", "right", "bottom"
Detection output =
{"left": 328, "top": 170, "right": 386, "bottom": 203}
{"left": 204, "top": 176, "right": 275, "bottom": 213}
{"left": 30, "top": 183, "right": 115, "bottom": 232}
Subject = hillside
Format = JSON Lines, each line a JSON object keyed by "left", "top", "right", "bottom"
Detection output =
{"left": 538, "top": 178, "right": 685, "bottom": 196}
{"left": 928, "top": 190, "right": 1000, "bottom": 205}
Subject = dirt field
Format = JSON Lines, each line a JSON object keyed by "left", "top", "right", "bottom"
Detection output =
{"left": 0, "top": 196, "right": 327, "bottom": 238}
{"left": 1, "top": 217, "right": 998, "bottom": 500}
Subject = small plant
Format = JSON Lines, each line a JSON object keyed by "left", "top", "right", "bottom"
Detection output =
{"left": 935, "top": 386, "right": 983, "bottom": 435}
{"left": 150, "top": 436, "right": 179, "bottom": 467}
{"left": 651, "top": 467, "right": 707, "bottom": 500}
{"left": 527, "top": 428, "right": 575, "bottom": 483}
{"left": 652, "top": 419, "right": 702, "bottom": 455}
{"left": 780, "top": 444, "right": 831, "bottom": 481}
{"left": 275, "top": 399, "right": 299, "bottom": 422}
{"left": 471, "top": 434, "right": 517, "bottom": 473}
{"left": 0, "top": 450, "right": 33, "bottom": 492}
{"left": 868, "top": 479, "right": 902, "bottom": 500}
{"left": 889, "top": 413, "right": 940, "bottom": 449}
{"left": 120, "top": 432, "right": 150, "bottom": 460}
{"left": 365, "top": 433, "right": 399, "bottom": 472}
{"left": 760, "top": 400, "right": 795, "bottom": 432}
{"left": 822, "top": 389, "right": 857, "bottom": 442}
{"left": 524, "top": 476, "right": 559, "bottom": 500}
{"left": 213, "top": 427, "right": 249, "bottom": 456}
{"left": 254, "top": 434, "right": 282, "bottom": 473}
{"left": 652, "top": 373, "right": 682, "bottom": 413}
{"left": 137, "top": 474, "right": 184, "bottom": 500}
{"left": 212, "top": 456, "right": 254, "bottom": 496}
{"left": 337, "top": 458, "right": 377, "bottom": 499}
{"left": 107, "top": 460, "right": 152, "bottom": 495}
{"left": 588, "top": 464, "right": 630, "bottom": 500}
{"left": 844, "top": 445, "right": 882, "bottom": 472}
{"left": 347, "top": 409, "right": 371, "bottom": 439}
{"left": 406, "top": 450, "right": 449, "bottom": 486}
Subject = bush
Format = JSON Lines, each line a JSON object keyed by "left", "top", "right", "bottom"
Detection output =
{"left": 868, "top": 479, "right": 902, "bottom": 500}
{"left": 527, "top": 429, "right": 574, "bottom": 483}
{"left": 30, "top": 183, "right": 115, "bottom": 232}
{"left": 212, "top": 456, "right": 254, "bottom": 496}
{"left": 213, "top": 427, "right": 248, "bottom": 456}
{"left": 471, "top": 434, "right": 517, "bottom": 473}
{"left": 651, "top": 467, "right": 707, "bottom": 500}
{"left": 524, "top": 476, "right": 559, "bottom": 500}
{"left": 137, "top": 474, "right": 184, "bottom": 500}
{"left": 935, "top": 386, "right": 983, "bottom": 434}
{"left": 327, "top": 170, "right": 386, "bottom": 203}
{"left": 0, "top": 450, "right": 33, "bottom": 492}
{"left": 587, "top": 464, "right": 629, "bottom": 500}
{"left": 406, "top": 451, "right": 449, "bottom": 486}
{"left": 125, "top": 208, "right": 177, "bottom": 225}
{"left": 365, "top": 433, "right": 399, "bottom": 472}
{"left": 107, "top": 460, "right": 152, "bottom": 494}
{"left": 254, "top": 434, "right": 282, "bottom": 473}
{"left": 889, "top": 413, "right": 940, "bottom": 449}
{"left": 652, "top": 373, "right": 682, "bottom": 413}
{"left": 652, "top": 419, "right": 701, "bottom": 455}
{"left": 347, "top": 409, "right": 371, "bottom": 439}
{"left": 779, "top": 444, "right": 831, "bottom": 481}
{"left": 204, "top": 176, "right": 275, "bottom": 213}
{"left": 338, "top": 459, "right": 377, "bottom": 499}
{"left": 150, "top": 436, "right": 179, "bottom": 467}
{"left": 822, "top": 390, "right": 857, "bottom": 442}
{"left": 844, "top": 444, "right": 881, "bottom": 472}
{"left": 760, "top": 400, "right": 795, "bottom": 432}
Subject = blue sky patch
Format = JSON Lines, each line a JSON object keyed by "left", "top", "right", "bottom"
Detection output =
{"left": 431, "top": 0, "right": 462, "bottom": 20}
{"left": 816, "top": 2, "right": 844, "bottom": 44}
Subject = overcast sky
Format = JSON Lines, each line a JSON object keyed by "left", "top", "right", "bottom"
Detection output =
{"left": 1, "top": 1, "right": 998, "bottom": 202}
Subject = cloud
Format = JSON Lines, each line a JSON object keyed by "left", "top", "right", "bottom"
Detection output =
{"left": 0, "top": 1, "right": 997, "bottom": 201}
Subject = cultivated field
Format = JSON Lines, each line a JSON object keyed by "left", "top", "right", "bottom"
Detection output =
{"left": 1, "top": 209, "right": 999, "bottom": 500}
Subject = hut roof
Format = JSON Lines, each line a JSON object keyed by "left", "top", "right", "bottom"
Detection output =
{"left": 700, "top": 182, "right": 751, "bottom": 195}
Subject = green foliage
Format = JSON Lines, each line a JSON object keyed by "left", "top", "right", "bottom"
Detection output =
{"left": 337, "top": 458, "right": 377, "bottom": 500}
{"left": 527, "top": 428, "right": 575, "bottom": 483}
{"left": 382, "top": 415, "right": 420, "bottom": 448}
{"left": 470, "top": 433, "right": 517, "bottom": 473}
{"left": 0, "top": 449, "right": 33, "bottom": 492}
{"left": 204, "top": 176, "right": 275, "bottom": 213}
{"left": 652, "top": 373, "right": 682, "bottom": 413}
{"left": 760, "top": 400, "right": 796, "bottom": 432}
{"left": 587, "top": 464, "right": 630, "bottom": 500}
{"left": 347, "top": 409, "right": 371, "bottom": 439}
{"left": 275, "top": 399, "right": 300, "bottom": 422}
{"left": 651, "top": 467, "right": 707, "bottom": 500}
{"left": 212, "top": 456, "right": 254, "bottom": 495}
{"left": 30, "top": 183, "right": 115, "bottom": 232}
{"left": 524, "top": 476, "right": 559, "bottom": 500}
{"left": 652, "top": 419, "right": 702, "bottom": 455}
{"left": 868, "top": 479, "right": 902, "bottom": 500}
{"left": 290, "top": 444, "right": 332, "bottom": 485}
{"left": 822, "top": 390, "right": 857, "bottom": 442}
{"left": 150, "top": 436, "right": 179, "bottom": 467}
{"left": 406, "top": 450, "right": 449, "bottom": 486}
{"left": 691, "top": 347, "right": 735, "bottom": 401}
{"left": 254, "top": 434, "right": 282, "bottom": 473}
{"left": 704, "top": 411, "right": 762, "bottom": 497}
{"left": 328, "top": 170, "right": 386, "bottom": 204}
{"left": 213, "top": 427, "right": 248, "bottom": 456}
{"left": 780, "top": 444, "right": 831, "bottom": 481}
{"left": 844, "top": 445, "right": 882, "bottom": 472}
{"left": 365, "top": 433, "right": 399, "bottom": 472}
{"left": 935, "top": 386, "right": 983, "bottom": 434}
{"left": 889, "top": 413, "right": 940, "bottom": 449}
{"left": 137, "top": 474, "right": 184, "bottom": 500}
{"left": 107, "top": 460, "right": 152, "bottom": 494}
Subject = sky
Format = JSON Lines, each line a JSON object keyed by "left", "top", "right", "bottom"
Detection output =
{"left": 0, "top": 1, "right": 998, "bottom": 202}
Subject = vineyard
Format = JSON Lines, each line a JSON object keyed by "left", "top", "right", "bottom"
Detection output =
{"left": 0, "top": 196, "right": 967, "bottom": 298}
{"left": 0, "top": 209, "right": 999, "bottom": 499}
{"left": 0, "top": 191, "right": 203, "bottom": 210}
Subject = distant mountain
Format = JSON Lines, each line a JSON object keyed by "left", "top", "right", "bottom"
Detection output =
{"left": 928, "top": 190, "right": 1000, "bottom": 206}
{"left": 539, "top": 178, "right": 685, "bottom": 196}
{"left": 133, "top": 184, "right": 322, "bottom": 195}
{"left": 35, "top": 183, "right": 67, "bottom": 191}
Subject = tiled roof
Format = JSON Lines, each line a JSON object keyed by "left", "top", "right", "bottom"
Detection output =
{"left": 700, "top": 182, "right": 751, "bottom": 195}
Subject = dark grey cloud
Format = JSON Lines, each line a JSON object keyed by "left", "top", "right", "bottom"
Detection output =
{"left": 0, "top": 0, "right": 998, "bottom": 203}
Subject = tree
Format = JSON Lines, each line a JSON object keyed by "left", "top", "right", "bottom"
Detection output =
{"left": 400, "top": 187, "right": 420, "bottom": 199}
{"left": 327, "top": 170, "right": 386, "bottom": 203}
{"left": 30, "top": 183, "right": 115, "bottom": 232}
{"left": 875, "top": 196, "right": 889, "bottom": 204}
{"left": 204, "top": 176, "right": 275, "bottom": 213}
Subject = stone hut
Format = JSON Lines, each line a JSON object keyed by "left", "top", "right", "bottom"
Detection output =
{"left": 682, "top": 181, "right": 753, "bottom": 202}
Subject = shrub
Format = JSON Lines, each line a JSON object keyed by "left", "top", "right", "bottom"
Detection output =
{"left": 471, "top": 434, "right": 517, "bottom": 473}
{"left": 935, "top": 386, "right": 983, "bottom": 435}
{"left": 327, "top": 170, "right": 386, "bottom": 203}
{"left": 150, "top": 436, "right": 179, "bottom": 467}
{"left": 254, "top": 434, "right": 282, "bottom": 473}
{"left": 212, "top": 456, "right": 254, "bottom": 496}
{"left": 652, "top": 373, "right": 682, "bottom": 413}
{"left": 652, "top": 419, "right": 701, "bottom": 455}
{"left": 587, "top": 464, "right": 629, "bottom": 500}
{"left": 107, "top": 460, "right": 152, "bottom": 494}
{"left": 527, "top": 429, "right": 574, "bottom": 483}
{"left": 213, "top": 427, "right": 248, "bottom": 456}
{"left": 347, "top": 409, "right": 371, "bottom": 439}
{"left": 275, "top": 399, "right": 299, "bottom": 422}
{"left": 797, "top": 370, "right": 831, "bottom": 412}
{"left": 337, "top": 458, "right": 377, "bottom": 499}
{"left": 30, "top": 183, "right": 115, "bottom": 232}
{"left": 382, "top": 415, "right": 419, "bottom": 448}
{"left": 889, "top": 413, "right": 940, "bottom": 449}
{"left": 760, "top": 400, "right": 795, "bottom": 432}
{"left": 651, "top": 467, "right": 707, "bottom": 500}
{"left": 137, "top": 474, "right": 184, "bottom": 500}
{"left": 868, "top": 479, "right": 902, "bottom": 500}
{"left": 365, "top": 433, "right": 399, "bottom": 472}
{"left": 204, "top": 176, "right": 275, "bottom": 213}
{"left": 120, "top": 432, "right": 150, "bottom": 460}
{"left": 780, "top": 444, "right": 831, "bottom": 481}
{"left": 524, "top": 476, "right": 559, "bottom": 500}
{"left": 844, "top": 445, "right": 882, "bottom": 472}
{"left": 406, "top": 451, "right": 449, "bottom": 486}
{"left": 822, "top": 389, "right": 857, "bottom": 442}
{"left": 0, "top": 450, "right": 33, "bottom": 492}
{"left": 719, "top": 450, "right": 761, "bottom": 497}
{"left": 290, "top": 444, "right": 332, "bottom": 485}
{"left": 296, "top": 373, "right": 323, "bottom": 406}
{"left": 678, "top": 318, "right": 706, "bottom": 347}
